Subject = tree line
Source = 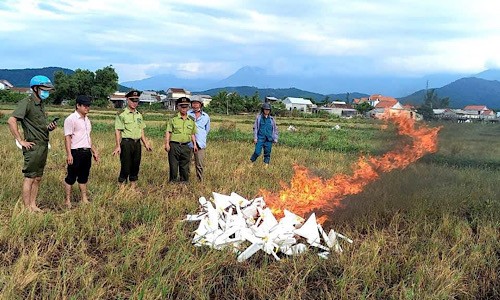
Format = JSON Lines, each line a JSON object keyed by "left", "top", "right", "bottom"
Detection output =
{"left": 0, "top": 65, "right": 450, "bottom": 119}
{"left": 0, "top": 66, "right": 119, "bottom": 107}
{"left": 205, "top": 90, "right": 285, "bottom": 115}
{"left": 51, "top": 66, "right": 119, "bottom": 107}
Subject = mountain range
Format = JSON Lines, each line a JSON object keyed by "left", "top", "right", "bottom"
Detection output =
{"left": 197, "top": 86, "right": 367, "bottom": 103}
{"left": 2, "top": 67, "right": 500, "bottom": 109}
{"left": 0, "top": 67, "right": 75, "bottom": 86}
{"left": 121, "top": 66, "right": 474, "bottom": 97}
{"left": 399, "top": 77, "right": 500, "bottom": 108}
{"left": 0, "top": 67, "right": 131, "bottom": 92}
{"left": 121, "top": 66, "right": 500, "bottom": 108}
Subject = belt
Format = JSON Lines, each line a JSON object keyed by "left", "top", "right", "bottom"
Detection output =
{"left": 122, "top": 138, "right": 140, "bottom": 142}
{"left": 170, "top": 141, "right": 190, "bottom": 145}
{"left": 73, "top": 148, "right": 91, "bottom": 152}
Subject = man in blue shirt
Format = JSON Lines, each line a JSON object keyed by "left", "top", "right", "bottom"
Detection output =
{"left": 188, "top": 97, "right": 211, "bottom": 181}
{"left": 250, "top": 103, "right": 278, "bottom": 166}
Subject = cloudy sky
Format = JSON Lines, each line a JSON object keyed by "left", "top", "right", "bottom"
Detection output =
{"left": 1, "top": 0, "right": 500, "bottom": 83}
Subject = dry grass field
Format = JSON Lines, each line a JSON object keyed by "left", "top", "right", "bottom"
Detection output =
{"left": 0, "top": 105, "right": 499, "bottom": 299}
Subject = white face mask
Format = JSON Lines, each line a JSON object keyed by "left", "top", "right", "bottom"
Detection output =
{"left": 39, "top": 90, "right": 50, "bottom": 100}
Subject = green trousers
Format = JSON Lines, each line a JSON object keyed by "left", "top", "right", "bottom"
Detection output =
{"left": 168, "top": 142, "right": 191, "bottom": 182}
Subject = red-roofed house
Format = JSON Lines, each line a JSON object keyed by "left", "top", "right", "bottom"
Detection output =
{"left": 464, "top": 105, "right": 488, "bottom": 111}
{"left": 368, "top": 94, "right": 400, "bottom": 108}
{"left": 355, "top": 94, "right": 420, "bottom": 119}
{"left": 352, "top": 97, "right": 369, "bottom": 104}
{"left": 463, "top": 105, "right": 495, "bottom": 120}
{"left": 367, "top": 94, "right": 408, "bottom": 118}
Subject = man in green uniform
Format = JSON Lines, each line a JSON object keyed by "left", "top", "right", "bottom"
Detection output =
{"left": 112, "top": 90, "right": 152, "bottom": 190}
{"left": 7, "top": 75, "right": 57, "bottom": 212}
{"left": 164, "top": 97, "right": 198, "bottom": 182}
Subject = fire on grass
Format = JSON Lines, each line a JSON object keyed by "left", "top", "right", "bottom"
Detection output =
{"left": 261, "top": 111, "right": 441, "bottom": 223}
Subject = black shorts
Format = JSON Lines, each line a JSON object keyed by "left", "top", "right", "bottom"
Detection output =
{"left": 65, "top": 148, "right": 92, "bottom": 185}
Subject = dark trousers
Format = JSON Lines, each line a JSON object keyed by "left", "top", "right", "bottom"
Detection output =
{"left": 250, "top": 139, "right": 273, "bottom": 164}
{"left": 119, "top": 138, "right": 142, "bottom": 183}
{"left": 65, "top": 148, "right": 92, "bottom": 184}
{"left": 168, "top": 142, "right": 191, "bottom": 182}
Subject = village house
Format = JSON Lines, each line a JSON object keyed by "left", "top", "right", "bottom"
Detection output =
{"left": 355, "top": 94, "right": 419, "bottom": 119}
{"left": 433, "top": 106, "right": 497, "bottom": 122}
{"left": 462, "top": 105, "right": 496, "bottom": 120}
{"left": 138, "top": 90, "right": 161, "bottom": 106}
{"left": 9, "top": 87, "right": 31, "bottom": 94}
{"left": 355, "top": 94, "right": 400, "bottom": 117}
{"left": 282, "top": 97, "right": 316, "bottom": 113}
{"left": 108, "top": 92, "right": 127, "bottom": 108}
{"left": 352, "top": 97, "right": 368, "bottom": 105}
{"left": 433, "top": 108, "right": 459, "bottom": 120}
{"left": 316, "top": 101, "right": 358, "bottom": 117}
{"left": 0, "top": 79, "right": 14, "bottom": 90}
{"left": 162, "top": 88, "right": 191, "bottom": 110}
{"left": 190, "top": 94, "right": 212, "bottom": 107}
{"left": 265, "top": 96, "right": 280, "bottom": 103}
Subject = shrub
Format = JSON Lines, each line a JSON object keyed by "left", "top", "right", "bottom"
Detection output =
{"left": 218, "top": 121, "right": 237, "bottom": 133}
{"left": 0, "top": 90, "right": 26, "bottom": 103}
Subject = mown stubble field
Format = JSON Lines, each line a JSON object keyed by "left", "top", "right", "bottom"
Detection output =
{"left": 0, "top": 106, "right": 499, "bottom": 299}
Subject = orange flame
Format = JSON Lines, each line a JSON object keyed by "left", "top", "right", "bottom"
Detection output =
{"left": 261, "top": 111, "right": 441, "bottom": 222}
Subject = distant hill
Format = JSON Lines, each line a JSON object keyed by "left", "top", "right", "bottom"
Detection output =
{"left": 121, "top": 74, "right": 215, "bottom": 91}
{"left": 399, "top": 77, "right": 500, "bottom": 109}
{"left": 195, "top": 86, "right": 369, "bottom": 103}
{"left": 120, "top": 65, "right": 476, "bottom": 97}
{"left": 196, "top": 86, "right": 326, "bottom": 102}
{"left": 117, "top": 84, "right": 133, "bottom": 92}
{"left": 326, "top": 92, "right": 370, "bottom": 102}
{"left": 0, "top": 67, "right": 74, "bottom": 87}
{"left": 475, "top": 69, "right": 500, "bottom": 81}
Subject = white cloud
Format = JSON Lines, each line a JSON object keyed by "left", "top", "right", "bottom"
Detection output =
{"left": 2, "top": 0, "right": 500, "bottom": 80}
{"left": 114, "top": 61, "right": 235, "bottom": 82}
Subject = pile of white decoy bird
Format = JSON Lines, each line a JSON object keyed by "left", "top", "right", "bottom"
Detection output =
{"left": 185, "top": 192, "right": 353, "bottom": 262}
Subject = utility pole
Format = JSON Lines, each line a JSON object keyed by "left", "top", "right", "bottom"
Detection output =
{"left": 226, "top": 92, "right": 234, "bottom": 115}
{"left": 426, "top": 80, "right": 432, "bottom": 109}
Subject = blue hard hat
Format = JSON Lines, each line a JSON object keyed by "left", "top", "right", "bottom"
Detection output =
{"left": 30, "top": 75, "right": 54, "bottom": 89}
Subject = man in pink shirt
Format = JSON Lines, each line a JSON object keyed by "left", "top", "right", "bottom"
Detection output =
{"left": 63, "top": 95, "right": 99, "bottom": 208}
